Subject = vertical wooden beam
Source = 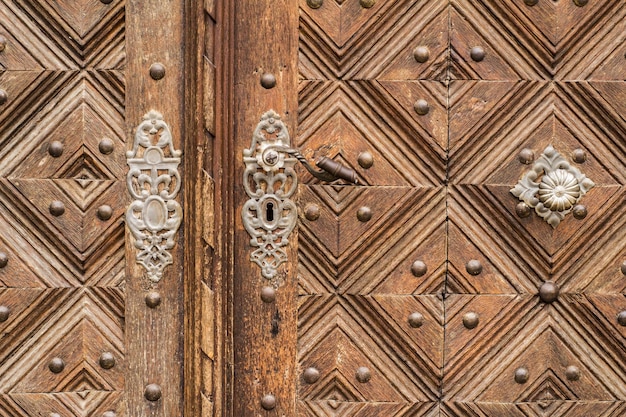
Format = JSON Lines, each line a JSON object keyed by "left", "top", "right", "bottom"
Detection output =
{"left": 184, "top": 0, "right": 202, "bottom": 415}
{"left": 231, "top": 1, "right": 299, "bottom": 416}
{"left": 125, "top": 0, "right": 186, "bottom": 415}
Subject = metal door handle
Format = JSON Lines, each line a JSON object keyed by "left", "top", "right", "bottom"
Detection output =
{"left": 287, "top": 149, "right": 359, "bottom": 185}
{"left": 253, "top": 143, "right": 359, "bottom": 184}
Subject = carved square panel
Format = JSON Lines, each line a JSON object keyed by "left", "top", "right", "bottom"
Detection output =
{"left": 298, "top": 185, "right": 446, "bottom": 295}
{"left": 450, "top": 0, "right": 626, "bottom": 80}
{"left": 298, "top": 81, "right": 447, "bottom": 187}
{"left": 299, "top": 0, "right": 448, "bottom": 80}
{"left": 298, "top": 294, "right": 443, "bottom": 407}
{"left": 443, "top": 294, "right": 626, "bottom": 406}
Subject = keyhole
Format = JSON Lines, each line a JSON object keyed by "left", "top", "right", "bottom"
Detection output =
{"left": 266, "top": 202, "right": 274, "bottom": 222}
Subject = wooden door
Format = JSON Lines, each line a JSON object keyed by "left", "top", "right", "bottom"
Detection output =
{"left": 0, "top": 1, "right": 190, "bottom": 416}
{"left": 229, "top": 0, "right": 626, "bottom": 416}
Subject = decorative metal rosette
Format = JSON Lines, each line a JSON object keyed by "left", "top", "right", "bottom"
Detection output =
{"left": 511, "top": 145, "right": 594, "bottom": 228}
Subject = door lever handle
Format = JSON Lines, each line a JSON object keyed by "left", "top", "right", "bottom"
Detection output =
{"left": 286, "top": 149, "right": 359, "bottom": 185}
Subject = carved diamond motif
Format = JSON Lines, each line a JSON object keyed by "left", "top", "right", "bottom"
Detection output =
{"left": 511, "top": 145, "right": 594, "bottom": 228}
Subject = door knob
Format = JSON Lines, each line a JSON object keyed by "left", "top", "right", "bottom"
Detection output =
{"left": 241, "top": 110, "right": 358, "bottom": 284}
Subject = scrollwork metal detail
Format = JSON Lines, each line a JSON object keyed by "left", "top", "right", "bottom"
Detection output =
{"left": 511, "top": 145, "right": 594, "bottom": 228}
{"left": 126, "top": 111, "right": 182, "bottom": 282}
{"left": 242, "top": 110, "right": 297, "bottom": 284}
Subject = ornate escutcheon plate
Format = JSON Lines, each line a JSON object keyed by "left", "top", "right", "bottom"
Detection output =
{"left": 242, "top": 110, "right": 298, "bottom": 286}
{"left": 126, "top": 111, "right": 183, "bottom": 282}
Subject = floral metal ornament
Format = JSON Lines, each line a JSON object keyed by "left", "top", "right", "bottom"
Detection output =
{"left": 511, "top": 145, "right": 594, "bottom": 228}
{"left": 242, "top": 110, "right": 297, "bottom": 284}
{"left": 126, "top": 111, "right": 182, "bottom": 282}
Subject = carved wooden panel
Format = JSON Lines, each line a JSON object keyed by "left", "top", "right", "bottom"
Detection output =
{"left": 0, "top": 0, "right": 189, "bottom": 416}
{"left": 297, "top": 1, "right": 448, "bottom": 416}
{"left": 445, "top": 0, "right": 626, "bottom": 414}
{"left": 0, "top": 1, "right": 126, "bottom": 415}
{"left": 293, "top": 0, "right": 626, "bottom": 416}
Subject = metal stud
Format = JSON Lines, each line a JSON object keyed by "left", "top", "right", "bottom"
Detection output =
{"left": 103, "top": 412, "right": 116, "bottom": 417}
{"left": 0, "top": 35, "right": 6, "bottom": 52}
{"left": 144, "top": 384, "right": 162, "bottom": 401}
{"left": 411, "top": 260, "right": 427, "bottom": 277}
{"left": 100, "top": 0, "right": 114, "bottom": 4}
{"left": 356, "top": 207, "right": 372, "bottom": 222}
{"left": 514, "top": 367, "right": 529, "bottom": 384}
{"left": 0, "top": 252, "right": 8, "bottom": 268}
{"left": 306, "top": 0, "right": 323, "bottom": 9}
{"left": 414, "top": 99, "right": 430, "bottom": 115}
{"left": 99, "top": 138, "right": 114, "bottom": 155}
{"left": 572, "top": 205, "right": 587, "bottom": 220}
{"left": 360, "top": 0, "right": 376, "bottom": 8}
{"left": 565, "top": 365, "right": 580, "bottom": 381}
{"left": 466, "top": 260, "right": 483, "bottom": 276}
{"left": 518, "top": 148, "right": 534, "bottom": 164}
{"left": 48, "top": 141, "right": 64, "bottom": 157}
{"left": 260, "top": 286, "right": 276, "bottom": 303}
{"left": 149, "top": 63, "right": 166, "bottom": 80}
{"left": 539, "top": 281, "right": 559, "bottom": 303}
{"left": 572, "top": 149, "right": 587, "bottom": 163}
{"left": 0, "top": 305, "right": 10, "bottom": 322}
{"left": 260, "top": 73, "right": 276, "bottom": 89}
{"left": 524, "top": 0, "right": 538, "bottom": 5}
{"left": 463, "top": 312, "right": 479, "bottom": 329}
{"left": 99, "top": 352, "right": 116, "bottom": 369}
{"left": 470, "top": 46, "right": 485, "bottom": 62}
{"left": 303, "top": 367, "right": 320, "bottom": 384}
{"left": 356, "top": 366, "right": 371, "bottom": 383}
{"left": 145, "top": 291, "right": 162, "bottom": 308}
{"left": 358, "top": 151, "right": 374, "bottom": 169}
{"left": 573, "top": 0, "right": 588, "bottom": 6}
{"left": 261, "top": 394, "right": 276, "bottom": 410}
{"left": 97, "top": 205, "right": 113, "bottom": 221}
{"left": 516, "top": 202, "right": 531, "bottom": 218}
{"left": 48, "top": 357, "right": 65, "bottom": 373}
{"left": 304, "top": 204, "right": 320, "bottom": 221}
{"left": 49, "top": 201, "right": 65, "bottom": 217}
{"left": 0, "top": 90, "right": 7, "bottom": 105}
{"left": 620, "top": 261, "right": 626, "bottom": 276}
{"left": 617, "top": 311, "right": 626, "bottom": 326}
{"left": 413, "top": 46, "right": 430, "bottom": 63}
{"left": 408, "top": 312, "right": 424, "bottom": 328}
{"left": 50, "top": 414, "right": 61, "bottom": 417}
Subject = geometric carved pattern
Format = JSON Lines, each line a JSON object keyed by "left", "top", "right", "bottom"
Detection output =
{"left": 298, "top": 81, "right": 447, "bottom": 187}
{"left": 0, "top": 0, "right": 126, "bottom": 414}
{"left": 298, "top": 0, "right": 626, "bottom": 414}
{"left": 298, "top": 294, "right": 442, "bottom": 414}
{"left": 298, "top": 186, "right": 446, "bottom": 295}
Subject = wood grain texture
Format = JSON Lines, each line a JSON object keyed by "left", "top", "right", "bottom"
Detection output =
{"left": 291, "top": 0, "right": 626, "bottom": 416}
{"left": 0, "top": 0, "right": 127, "bottom": 415}
{"left": 446, "top": 0, "right": 626, "bottom": 414}
{"left": 125, "top": 0, "right": 186, "bottom": 415}
{"left": 299, "top": 0, "right": 448, "bottom": 80}
{"left": 450, "top": 0, "right": 626, "bottom": 80}
{"left": 230, "top": 0, "right": 299, "bottom": 416}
